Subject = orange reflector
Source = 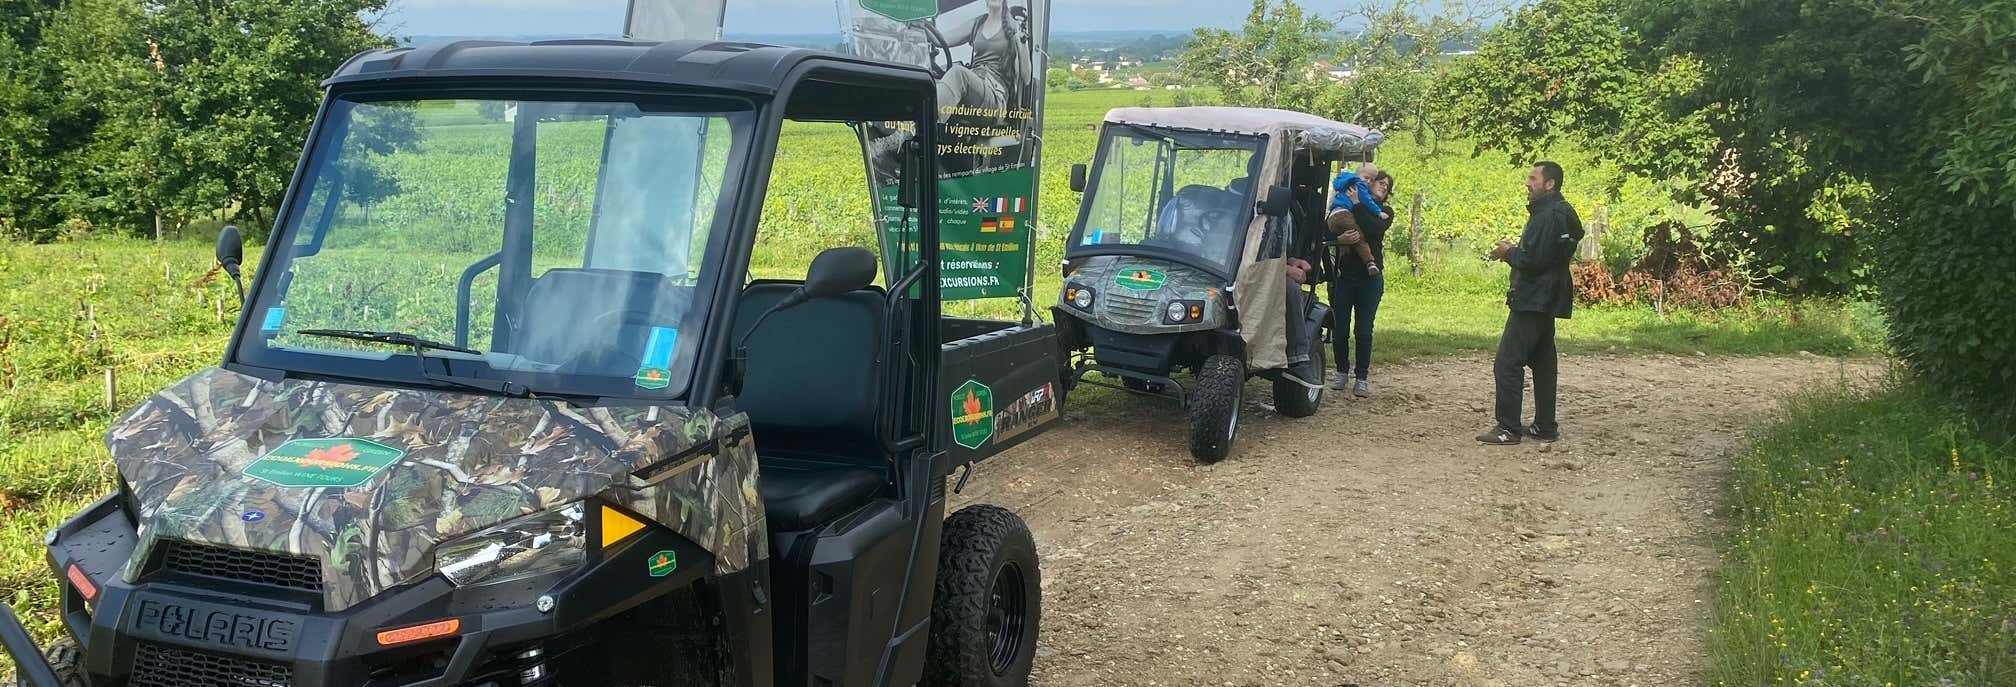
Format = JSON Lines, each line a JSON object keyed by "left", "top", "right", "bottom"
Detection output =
{"left": 601, "top": 505, "right": 647, "bottom": 549}
{"left": 65, "top": 564, "right": 97, "bottom": 601}
{"left": 1190, "top": 305, "right": 1202, "bottom": 319}
{"left": 377, "top": 619, "right": 460, "bottom": 646}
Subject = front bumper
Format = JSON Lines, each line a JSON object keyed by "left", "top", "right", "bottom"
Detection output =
{"left": 1, "top": 603, "right": 61, "bottom": 687}
{"left": 8, "top": 494, "right": 717, "bottom": 687}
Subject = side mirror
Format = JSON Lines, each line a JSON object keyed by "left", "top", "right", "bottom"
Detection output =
{"left": 799, "top": 246, "right": 879, "bottom": 303}
{"left": 898, "top": 139, "right": 922, "bottom": 209}
{"left": 1258, "top": 185, "right": 1293, "bottom": 217}
{"left": 1070, "top": 163, "right": 1088, "bottom": 193}
{"left": 216, "top": 224, "right": 246, "bottom": 302}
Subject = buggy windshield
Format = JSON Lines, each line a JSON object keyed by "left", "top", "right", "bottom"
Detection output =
{"left": 235, "top": 95, "right": 752, "bottom": 399}
{"left": 1068, "top": 125, "right": 1264, "bottom": 276}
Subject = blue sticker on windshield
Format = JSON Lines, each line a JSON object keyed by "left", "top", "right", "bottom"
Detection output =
{"left": 1086, "top": 230, "right": 1104, "bottom": 245}
{"left": 261, "top": 307, "right": 286, "bottom": 332}
{"left": 634, "top": 327, "right": 678, "bottom": 390}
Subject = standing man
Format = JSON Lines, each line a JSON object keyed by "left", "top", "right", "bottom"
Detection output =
{"left": 1478, "top": 162, "right": 1584, "bottom": 445}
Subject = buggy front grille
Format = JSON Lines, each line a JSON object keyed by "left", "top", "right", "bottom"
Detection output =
{"left": 1105, "top": 292, "right": 1160, "bottom": 322}
{"left": 131, "top": 643, "right": 292, "bottom": 687}
{"left": 160, "top": 540, "right": 323, "bottom": 594}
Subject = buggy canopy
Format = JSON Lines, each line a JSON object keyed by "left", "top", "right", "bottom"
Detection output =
{"left": 1097, "top": 107, "right": 1384, "bottom": 371}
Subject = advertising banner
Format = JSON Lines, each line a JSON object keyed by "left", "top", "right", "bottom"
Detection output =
{"left": 842, "top": 0, "right": 1050, "bottom": 300}
{"left": 624, "top": 0, "right": 728, "bottom": 41}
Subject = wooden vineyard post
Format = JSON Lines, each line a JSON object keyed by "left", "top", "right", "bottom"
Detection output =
{"left": 1580, "top": 206, "right": 1608, "bottom": 262}
{"left": 104, "top": 367, "right": 117, "bottom": 412}
{"left": 1408, "top": 192, "right": 1425, "bottom": 276}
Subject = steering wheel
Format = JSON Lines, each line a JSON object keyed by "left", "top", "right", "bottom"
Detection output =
{"left": 556, "top": 309, "right": 657, "bottom": 373}
{"left": 1008, "top": 7, "right": 1031, "bottom": 45}
{"left": 911, "top": 20, "right": 953, "bottom": 78}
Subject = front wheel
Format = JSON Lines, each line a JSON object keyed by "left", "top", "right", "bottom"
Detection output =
{"left": 925, "top": 505, "right": 1042, "bottom": 687}
{"left": 17, "top": 639, "right": 86, "bottom": 687}
{"left": 1186, "top": 354, "right": 1244, "bottom": 463}
{"left": 1274, "top": 333, "right": 1326, "bottom": 418}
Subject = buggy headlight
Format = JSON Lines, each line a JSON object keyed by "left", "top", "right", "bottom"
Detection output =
{"left": 1165, "top": 301, "right": 1187, "bottom": 321}
{"left": 435, "top": 503, "right": 586, "bottom": 587}
{"left": 1068, "top": 284, "right": 1095, "bottom": 310}
{"left": 1164, "top": 299, "right": 1205, "bottom": 324}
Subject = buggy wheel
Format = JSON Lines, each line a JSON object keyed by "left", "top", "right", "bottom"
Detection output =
{"left": 18, "top": 639, "right": 86, "bottom": 687}
{"left": 1273, "top": 335, "right": 1325, "bottom": 418}
{"left": 926, "top": 505, "right": 1042, "bottom": 687}
{"left": 1186, "top": 354, "right": 1244, "bottom": 463}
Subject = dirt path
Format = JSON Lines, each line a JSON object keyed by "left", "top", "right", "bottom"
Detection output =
{"left": 952, "top": 353, "right": 1879, "bottom": 687}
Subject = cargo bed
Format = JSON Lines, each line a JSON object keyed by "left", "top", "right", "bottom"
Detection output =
{"left": 938, "top": 318, "right": 1066, "bottom": 467}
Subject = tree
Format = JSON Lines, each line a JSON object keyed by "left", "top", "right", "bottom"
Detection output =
{"left": 1327, "top": 0, "right": 1503, "bottom": 139}
{"left": 1450, "top": 0, "right": 2016, "bottom": 426}
{"left": 42, "top": 0, "right": 392, "bottom": 239}
{"left": 0, "top": 0, "right": 86, "bottom": 240}
{"left": 1178, "top": 0, "right": 1335, "bottom": 113}
{"left": 1046, "top": 67, "right": 1068, "bottom": 91}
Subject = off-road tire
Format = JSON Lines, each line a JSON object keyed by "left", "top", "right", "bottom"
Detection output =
{"left": 1186, "top": 354, "right": 1244, "bottom": 463}
{"left": 17, "top": 638, "right": 86, "bottom": 687}
{"left": 1273, "top": 335, "right": 1326, "bottom": 418}
{"left": 925, "top": 505, "right": 1041, "bottom": 687}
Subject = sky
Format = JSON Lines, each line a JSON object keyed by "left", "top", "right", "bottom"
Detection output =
{"left": 386, "top": 0, "right": 1386, "bottom": 38}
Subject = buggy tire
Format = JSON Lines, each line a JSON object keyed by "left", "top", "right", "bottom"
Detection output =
{"left": 18, "top": 638, "right": 86, "bottom": 687}
{"left": 1186, "top": 354, "right": 1244, "bottom": 463}
{"left": 925, "top": 505, "right": 1041, "bottom": 687}
{"left": 1273, "top": 334, "right": 1325, "bottom": 418}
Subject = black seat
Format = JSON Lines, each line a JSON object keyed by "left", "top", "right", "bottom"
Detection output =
{"left": 734, "top": 281, "right": 888, "bottom": 531}
{"left": 757, "top": 461, "right": 884, "bottom": 531}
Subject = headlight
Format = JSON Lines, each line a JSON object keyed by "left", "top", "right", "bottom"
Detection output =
{"left": 435, "top": 503, "right": 586, "bottom": 587}
{"left": 1164, "top": 299, "right": 1205, "bottom": 324}
{"left": 1068, "top": 285, "right": 1094, "bottom": 309}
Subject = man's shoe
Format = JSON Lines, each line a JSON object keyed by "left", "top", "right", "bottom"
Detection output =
{"left": 1353, "top": 378, "right": 1372, "bottom": 398}
{"left": 1329, "top": 372, "right": 1350, "bottom": 390}
{"left": 1524, "top": 425, "right": 1559, "bottom": 442}
{"left": 1476, "top": 427, "right": 1522, "bottom": 445}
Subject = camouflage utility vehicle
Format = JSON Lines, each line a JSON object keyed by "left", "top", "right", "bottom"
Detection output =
{"left": 2, "top": 40, "right": 1064, "bottom": 687}
{"left": 1055, "top": 107, "right": 1383, "bottom": 462}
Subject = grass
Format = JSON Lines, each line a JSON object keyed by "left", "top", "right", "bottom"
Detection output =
{"left": 0, "top": 87, "right": 1887, "bottom": 679}
{"left": 1710, "top": 378, "right": 2015, "bottom": 686}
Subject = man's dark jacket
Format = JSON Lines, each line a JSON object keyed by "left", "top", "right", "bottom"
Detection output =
{"left": 1505, "top": 192, "right": 1585, "bottom": 318}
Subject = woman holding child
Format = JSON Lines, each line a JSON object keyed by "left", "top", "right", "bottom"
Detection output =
{"left": 1325, "top": 164, "right": 1395, "bottom": 397}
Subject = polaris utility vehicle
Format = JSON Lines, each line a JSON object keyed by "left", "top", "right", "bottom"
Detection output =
{"left": 1054, "top": 107, "right": 1383, "bottom": 462}
{"left": 2, "top": 40, "right": 1065, "bottom": 687}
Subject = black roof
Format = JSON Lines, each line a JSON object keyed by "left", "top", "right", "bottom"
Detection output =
{"left": 325, "top": 39, "right": 926, "bottom": 95}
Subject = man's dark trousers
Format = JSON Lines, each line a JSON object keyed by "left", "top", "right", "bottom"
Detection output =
{"left": 1494, "top": 310, "right": 1557, "bottom": 434}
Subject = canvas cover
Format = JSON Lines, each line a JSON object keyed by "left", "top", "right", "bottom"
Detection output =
{"left": 1102, "top": 108, "right": 1382, "bottom": 370}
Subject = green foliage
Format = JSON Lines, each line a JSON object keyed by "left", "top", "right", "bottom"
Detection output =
{"left": 0, "top": 0, "right": 81, "bottom": 241}
{"left": 1326, "top": 0, "right": 1500, "bottom": 137}
{"left": 1438, "top": 0, "right": 1716, "bottom": 179}
{"left": 0, "top": 0, "right": 392, "bottom": 239}
{"left": 1712, "top": 378, "right": 2015, "bottom": 685}
{"left": 1177, "top": 0, "right": 1335, "bottom": 113}
{"left": 1638, "top": 0, "right": 2016, "bottom": 425}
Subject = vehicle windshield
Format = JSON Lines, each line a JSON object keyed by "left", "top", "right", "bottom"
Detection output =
{"left": 236, "top": 95, "right": 751, "bottom": 399}
{"left": 1069, "top": 124, "right": 1265, "bottom": 275}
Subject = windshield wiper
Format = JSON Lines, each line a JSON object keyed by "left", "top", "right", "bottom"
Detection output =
{"left": 298, "top": 328, "right": 528, "bottom": 397}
